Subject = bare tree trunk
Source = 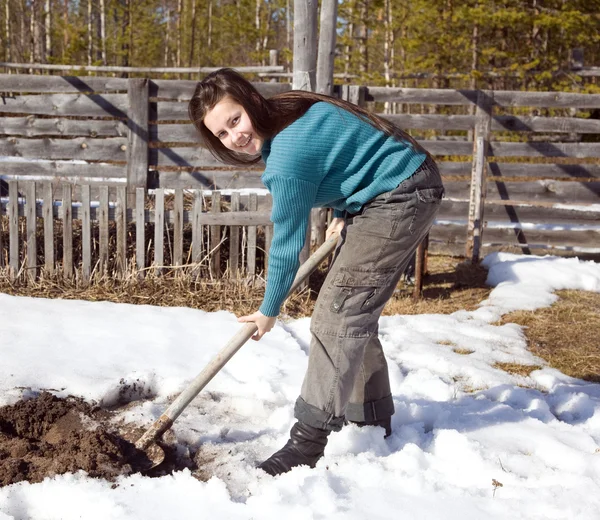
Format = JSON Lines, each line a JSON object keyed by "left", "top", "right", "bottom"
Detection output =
{"left": 100, "top": 0, "right": 106, "bottom": 64}
{"left": 286, "top": 0, "right": 291, "bottom": 48}
{"left": 383, "top": 0, "right": 392, "bottom": 113}
{"left": 357, "top": 0, "right": 368, "bottom": 74}
{"left": 262, "top": 2, "right": 272, "bottom": 57}
{"left": 344, "top": 5, "right": 354, "bottom": 81}
{"left": 4, "top": 0, "right": 11, "bottom": 62}
{"left": 189, "top": 0, "right": 197, "bottom": 67}
{"left": 31, "top": 0, "right": 42, "bottom": 65}
{"left": 20, "top": 0, "right": 26, "bottom": 62}
{"left": 316, "top": 0, "right": 338, "bottom": 95}
{"left": 285, "top": 0, "right": 291, "bottom": 70}
{"left": 128, "top": 0, "right": 133, "bottom": 67}
{"left": 163, "top": 0, "right": 170, "bottom": 66}
{"left": 87, "top": 0, "right": 93, "bottom": 66}
{"left": 468, "top": 16, "right": 479, "bottom": 140}
{"left": 62, "top": 0, "right": 68, "bottom": 61}
{"left": 207, "top": 0, "right": 212, "bottom": 50}
{"left": 176, "top": 0, "right": 182, "bottom": 67}
{"left": 293, "top": 0, "right": 317, "bottom": 91}
{"left": 255, "top": 0, "right": 261, "bottom": 55}
{"left": 44, "top": 0, "right": 51, "bottom": 62}
{"left": 121, "top": 0, "right": 130, "bottom": 70}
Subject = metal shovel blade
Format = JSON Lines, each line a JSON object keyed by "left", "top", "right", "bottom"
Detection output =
{"left": 135, "top": 233, "right": 340, "bottom": 460}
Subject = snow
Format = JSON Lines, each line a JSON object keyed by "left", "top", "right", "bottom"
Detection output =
{"left": 1, "top": 252, "right": 600, "bottom": 519}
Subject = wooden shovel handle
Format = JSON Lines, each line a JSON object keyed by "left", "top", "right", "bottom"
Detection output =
{"left": 136, "top": 233, "right": 340, "bottom": 450}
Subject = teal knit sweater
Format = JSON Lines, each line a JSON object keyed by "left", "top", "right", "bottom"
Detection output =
{"left": 259, "top": 101, "right": 427, "bottom": 317}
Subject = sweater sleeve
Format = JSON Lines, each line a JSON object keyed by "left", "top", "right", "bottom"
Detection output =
{"left": 259, "top": 176, "right": 319, "bottom": 317}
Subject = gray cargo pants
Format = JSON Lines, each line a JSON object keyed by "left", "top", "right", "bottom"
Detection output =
{"left": 294, "top": 157, "right": 444, "bottom": 431}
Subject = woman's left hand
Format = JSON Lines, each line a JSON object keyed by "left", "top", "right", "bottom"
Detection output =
{"left": 238, "top": 311, "right": 277, "bottom": 341}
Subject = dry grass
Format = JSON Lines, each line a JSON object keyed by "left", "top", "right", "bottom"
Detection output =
{"left": 492, "top": 362, "right": 543, "bottom": 377}
{"left": 382, "top": 255, "right": 491, "bottom": 316}
{"left": 497, "top": 290, "right": 600, "bottom": 383}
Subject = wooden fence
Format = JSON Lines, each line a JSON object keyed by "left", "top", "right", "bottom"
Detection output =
{"left": 1, "top": 73, "right": 600, "bottom": 282}
{"left": 0, "top": 182, "right": 273, "bottom": 280}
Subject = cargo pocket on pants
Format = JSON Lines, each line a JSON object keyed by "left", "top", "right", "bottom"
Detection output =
{"left": 326, "top": 268, "right": 395, "bottom": 338}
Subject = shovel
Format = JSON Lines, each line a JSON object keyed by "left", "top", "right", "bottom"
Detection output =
{"left": 134, "top": 233, "right": 340, "bottom": 467}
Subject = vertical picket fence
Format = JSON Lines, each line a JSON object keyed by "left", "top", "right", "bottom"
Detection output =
{"left": 0, "top": 181, "right": 274, "bottom": 282}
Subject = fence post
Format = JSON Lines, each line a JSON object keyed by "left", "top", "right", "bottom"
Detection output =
{"left": 8, "top": 181, "right": 19, "bottom": 279}
{"left": 127, "top": 78, "right": 149, "bottom": 208}
{"left": 62, "top": 185, "right": 73, "bottom": 279}
{"left": 269, "top": 50, "right": 279, "bottom": 83}
{"left": 466, "top": 90, "right": 494, "bottom": 263}
{"left": 43, "top": 183, "right": 54, "bottom": 275}
{"left": 136, "top": 187, "right": 146, "bottom": 278}
{"left": 25, "top": 182, "right": 37, "bottom": 280}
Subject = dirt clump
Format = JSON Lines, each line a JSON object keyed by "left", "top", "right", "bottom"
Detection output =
{"left": 0, "top": 392, "right": 153, "bottom": 486}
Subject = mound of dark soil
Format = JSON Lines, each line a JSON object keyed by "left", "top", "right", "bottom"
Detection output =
{"left": 0, "top": 392, "right": 154, "bottom": 486}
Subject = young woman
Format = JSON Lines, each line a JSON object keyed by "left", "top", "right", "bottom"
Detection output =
{"left": 189, "top": 68, "right": 444, "bottom": 476}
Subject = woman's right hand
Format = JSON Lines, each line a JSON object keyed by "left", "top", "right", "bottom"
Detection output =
{"left": 326, "top": 217, "right": 345, "bottom": 240}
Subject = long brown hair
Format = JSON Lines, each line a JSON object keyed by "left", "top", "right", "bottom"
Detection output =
{"left": 188, "top": 68, "right": 427, "bottom": 166}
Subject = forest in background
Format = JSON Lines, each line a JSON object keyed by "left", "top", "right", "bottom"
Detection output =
{"left": 0, "top": 0, "right": 599, "bottom": 92}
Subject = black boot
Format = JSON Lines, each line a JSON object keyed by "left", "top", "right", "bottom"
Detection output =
{"left": 347, "top": 417, "right": 392, "bottom": 438}
{"left": 258, "top": 422, "right": 330, "bottom": 476}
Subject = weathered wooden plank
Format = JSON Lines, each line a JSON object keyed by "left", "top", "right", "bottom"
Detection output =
{"left": 488, "top": 142, "right": 600, "bottom": 158}
{"left": 136, "top": 187, "right": 145, "bottom": 276}
{"left": 81, "top": 185, "right": 91, "bottom": 281}
{"left": 116, "top": 186, "right": 127, "bottom": 274}
{"left": 154, "top": 189, "right": 165, "bottom": 274}
{"left": 99, "top": 186, "right": 109, "bottom": 272}
{"left": 0, "top": 137, "right": 128, "bottom": 160}
{"left": 0, "top": 74, "right": 129, "bottom": 92}
{"left": 62, "top": 185, "right": 73, "bottom": 278}
{"left": 265, "top": 225, "right": 273, "bottom": 271}
{"left": 437, "top": 199, "right": 600, "bottom": 225}
{"left": 444, "top": 179, "right": 600, "bottom": 205}
{"left": 25, "top": 182, "right": 37, "bottom": 277}
{"left": 466, "top": 92, "right": 493, "bottom": 262}
{"left": 366, "top": 87, "right": 600, "bottom": 108}
{"left": 417, "top": 141, "right": 474, "bottom": 156}
{"left": 192, "top": 190, "right": 203, "bottom": 272}
{"left": 0, "top": 117, "right": 128, "bottom": 138}
{"left": 431, "top": 224, "right": 600, "bottom": 251}
{"left": 8, "top": 181, "right": 19, "bottom": 277}
{"left": 383, "top": 113, "right": 600, "bottom": 134}
{"left": 0, "top": 93, "right": 129, "bottom": 117}
{"left": 149, "top": 80, "right": 291, "bottom": 100}
{"left": 173, "top": 188, "right": 184, "bottom": 266}
{"left": 210, "top": 191, "right": 222, "bottom": 277}
{"left": 150, "top": 123, "right": 201, "bottom": 143}
{"left": 229, "top": 192, "right": 240, "bottom": 277}
{"left": 492, "top": 115, "right": 600, "bottom": 134}
{"left": 483, "top": 162, "right": 600, "bottom": 180}
{"left": 264, "top": 194, "right": 273, "bottom": 268}
{"left": 311, "top": 207, "right": 327, "bottom": 247}
{"left": 247, "top": 193, "right": 257, "bottom": 277}
{"left": 149, "top": 169, "right": 265, "bottom": 190}
{"left": 16, "top": 200, "right": 274, "bottom": 227}
{"left": 0, "top": 161, "right": 126, "bottom": 181}
{"left": 152, "top": 210, "right": 272, "bottom": 226}
{"left": 149, "top": 147, "right": 226, "bottom": 168}
{"left": 127, "top": 79, "right": 149, "bottom": 201}
{"left": 419, "top": 140, "right": 600, "bottom": 158}
{"left": 42, "top": 183, "right": 54, "bottom": 274}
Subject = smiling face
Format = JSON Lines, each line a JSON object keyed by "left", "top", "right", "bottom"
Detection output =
{"left": 203, "top": 96, "right": 264, "bottom": 156}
